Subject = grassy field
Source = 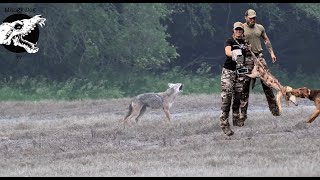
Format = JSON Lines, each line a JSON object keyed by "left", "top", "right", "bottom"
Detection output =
{"left": 0, "top": 93, "right": 320, "bottom": 177}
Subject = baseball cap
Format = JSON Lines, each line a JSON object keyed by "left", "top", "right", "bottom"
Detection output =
{"left": 233, "top": 22, "right": 244, "bottom": 30}
{"left": 245, "top": 9, "right": 257, "bottom": 18}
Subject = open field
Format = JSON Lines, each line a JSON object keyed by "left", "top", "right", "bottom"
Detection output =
{"left": 0, "top": 93, "right": 320, "bottom": 177}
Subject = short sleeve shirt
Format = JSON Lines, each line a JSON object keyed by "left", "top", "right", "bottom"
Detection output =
{"left": 224, "top": 37, "right": 246, "bottom": 71}
{"left": 243, "top": 23, "right": 265, "bottom": 54}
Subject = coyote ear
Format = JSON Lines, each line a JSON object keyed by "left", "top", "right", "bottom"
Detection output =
{"left": 168, "top": 83, "right": 173, "bottom": 87}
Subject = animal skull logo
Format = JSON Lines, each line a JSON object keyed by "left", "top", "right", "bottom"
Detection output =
{"left": 0, "top": 14, "right": 46, "bottom": 53}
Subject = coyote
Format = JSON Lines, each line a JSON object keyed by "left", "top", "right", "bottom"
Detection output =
{"left": 290, "top": 87, "right": 320, "bottom": 123}
{"left": 245, "top": 50, "right": 297, "bottom": 113}
{"left": 120, "top": 83, "right": 184, "bottom": 126}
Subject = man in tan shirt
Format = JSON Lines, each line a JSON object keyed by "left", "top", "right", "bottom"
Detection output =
{"left": 238, "top": 9, "right": 280, "bottom": 125}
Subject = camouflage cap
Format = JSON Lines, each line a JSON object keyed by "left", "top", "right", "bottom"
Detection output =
{"left": 233, "top": 22, "right": 244, "bottom": 30}
{"left": 245, "top": 9, "right": 257, "bottom": 18}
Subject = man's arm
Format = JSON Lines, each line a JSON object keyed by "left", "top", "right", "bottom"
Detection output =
{"left": 262, "top": 31, "right": 277, "bottom": 63}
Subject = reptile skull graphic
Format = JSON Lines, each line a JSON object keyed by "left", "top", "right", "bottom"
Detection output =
{"left": 0, "top": 14, "right": 46, "bottom": 53}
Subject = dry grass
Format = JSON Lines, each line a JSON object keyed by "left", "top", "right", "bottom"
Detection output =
{"left": 0, "top": 93, "right": 320, "bottom": 177}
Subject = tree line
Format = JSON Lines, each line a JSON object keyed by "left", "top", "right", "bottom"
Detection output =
{"left": 0, "top": 3, "right": 319, "bottom": 99}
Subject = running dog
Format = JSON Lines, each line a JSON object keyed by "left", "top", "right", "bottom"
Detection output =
{"left": 245, "top": 50, "right": 297, "bottom": 113}
{"left": 120, "top": 83, "right": 184, "bottom": 126}
{"left": 290, "top": 87, "right": 320, "bottom": 123}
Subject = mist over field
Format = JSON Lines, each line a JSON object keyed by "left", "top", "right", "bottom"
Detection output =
{"left": 0, "top": 93, "right": 319, "bottom": 177}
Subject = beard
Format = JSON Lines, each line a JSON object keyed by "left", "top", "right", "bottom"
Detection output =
{"left": 248, "top": 22, "right": 255, "bottom": 28}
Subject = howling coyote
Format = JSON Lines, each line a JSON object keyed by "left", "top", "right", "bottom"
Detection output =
{"left": 120, "top": 83, "right": 184, "bottom": 126}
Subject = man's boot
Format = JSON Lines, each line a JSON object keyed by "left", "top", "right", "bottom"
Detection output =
{"left": 220, "top": 115, "right": 234, "bottom": 136}
{"left": 237, "top": 113, "right": 246, "bottom": 127}
{"left": 221, "top": 124, "right": 234, "bottom": 136}
{"left": 269, "top": 103, "right": 280, "bottom": 116}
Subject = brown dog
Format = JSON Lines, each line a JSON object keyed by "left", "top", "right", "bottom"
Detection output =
{"left": 290, "top": 87, "right": 320, "bottom": 123}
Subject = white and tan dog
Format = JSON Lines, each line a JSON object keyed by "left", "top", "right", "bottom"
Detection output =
{"left": 246, "top": 51, "right": 297, "bottom": 113}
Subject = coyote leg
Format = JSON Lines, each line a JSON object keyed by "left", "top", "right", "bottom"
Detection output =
{"left": 305, "top": 109, "right": 320, "bottom": 123}
{"left": 135, "top": 105, "right": 147, "bottom": 123}
{"left": 122, "top": 105, "right": 143, "bottom": 127}
{"left": 163, "top": 107, "right": 171, "bottom": 122}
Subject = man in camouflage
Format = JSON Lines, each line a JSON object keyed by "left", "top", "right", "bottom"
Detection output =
{"left": 238, "top": 9, "right": 280, "bottom": 125}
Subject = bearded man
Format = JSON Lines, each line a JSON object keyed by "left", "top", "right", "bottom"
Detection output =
{"left": 237, "top": 9, "right": 280, "bottom": 125}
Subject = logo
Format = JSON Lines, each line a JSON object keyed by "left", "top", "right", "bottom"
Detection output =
{"left": 0, "top": 14, "right": 46, "bottom": 54}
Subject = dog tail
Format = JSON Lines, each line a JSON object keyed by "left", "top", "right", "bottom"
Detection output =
{"left": 124, "top": 102, "right": 133, "bottom": 120}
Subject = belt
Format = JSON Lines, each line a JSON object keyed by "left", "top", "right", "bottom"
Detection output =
{"left": 247, "top": 51, "right": 262, "bottom": 57}
{"left": 254, "top": 52, "right": 262, "bottom": 57}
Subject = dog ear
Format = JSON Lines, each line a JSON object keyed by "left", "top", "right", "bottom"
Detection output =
{"left": 168, "top": 83, "right": 173, "bottom": 88}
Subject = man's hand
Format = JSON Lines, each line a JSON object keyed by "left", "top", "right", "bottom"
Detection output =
{"left": 262, "top": 32, "right": 276, "bottom": 63}
{"left": 271, "top": 54, "right": 276, "bottom": 63}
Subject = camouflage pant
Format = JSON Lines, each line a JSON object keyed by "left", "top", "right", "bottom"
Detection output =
{"left": 241, "top": 54, "right": 280, "bottom": 117}
{"left": 220, "top": 63, "right": 252, "bottom": 128}
{"left": 234, "top": 56, "right": 255, "bottom": 123}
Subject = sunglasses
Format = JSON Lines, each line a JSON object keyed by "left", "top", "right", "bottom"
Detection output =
{"left": 234, "top": 28, "right": 243, "bottom": 31}
{"left": 249, "top": 17, "right": 256, "bottom": 20}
